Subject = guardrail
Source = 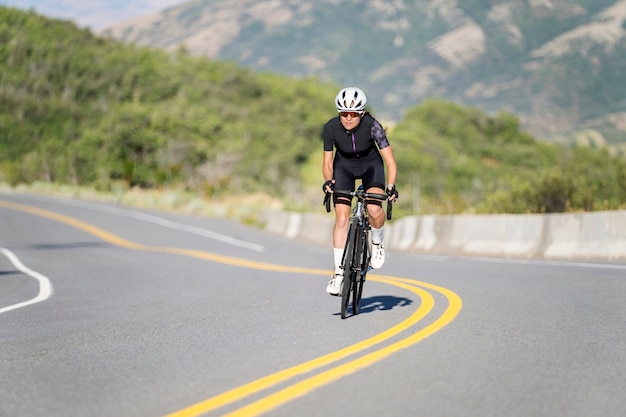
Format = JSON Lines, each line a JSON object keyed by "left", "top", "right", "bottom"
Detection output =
{"left": 260, "top": 209, "right": 626, "bottom": 262}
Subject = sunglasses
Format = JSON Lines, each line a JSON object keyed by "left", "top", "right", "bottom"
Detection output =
{"left": 339, "top": 111, "right": 363, "bottom": 118}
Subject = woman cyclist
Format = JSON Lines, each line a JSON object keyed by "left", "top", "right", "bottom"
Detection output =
{"left": 322, "top": 86, "right": 399, "bottom": 295}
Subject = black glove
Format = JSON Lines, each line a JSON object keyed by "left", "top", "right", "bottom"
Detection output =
{"left": 386, "top": 184, "right": 399, "bottom": 201}
{"left": 322, "top": 180, "right": 334, "bottom": 193}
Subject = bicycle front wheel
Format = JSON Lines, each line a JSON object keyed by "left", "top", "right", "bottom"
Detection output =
{"left": 352, "top": 253, "right": 365, "bottom": 315}
{"left": 340, "top": 218, "right": 359, "bottom": 319}
{"left": 352, "top": 225, "right": 368, "bottom": 315}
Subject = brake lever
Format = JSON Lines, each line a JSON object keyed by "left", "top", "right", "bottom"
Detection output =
{"left": 323, "top": 192, "right": 331, "bottom": 213}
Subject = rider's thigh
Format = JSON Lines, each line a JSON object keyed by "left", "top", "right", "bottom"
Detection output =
{"left": 366, "top": 186, "right": 384, "bottom": 194}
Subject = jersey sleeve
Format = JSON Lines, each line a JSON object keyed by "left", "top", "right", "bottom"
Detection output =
{"left": 371, "top": 120, "right": 390, "bottom": 150}
{"left": 322, "top": 122, "right": 335, "bottom": 152}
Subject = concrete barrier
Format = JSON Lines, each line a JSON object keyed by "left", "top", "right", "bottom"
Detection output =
{"left": 259, "top": 209, "right": 626, "bottom": 262}
{"left": 543, "top": 211, "right": 626, "bottom": 261}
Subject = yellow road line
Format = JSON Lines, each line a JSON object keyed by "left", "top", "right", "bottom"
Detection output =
{"left": 165, "top": 279, "right": 434, "bottom": 417}
{"left": 0, "top": 199, "right": 463, "bottom": 417}
{"left": 222, "top": 276, "right": 462, "bottom": 417}
{"left": 0, "top": 200, "right": 327, "bottom": 274}
{"left": 0, "top": 200, "right": 142, "bottom": 250}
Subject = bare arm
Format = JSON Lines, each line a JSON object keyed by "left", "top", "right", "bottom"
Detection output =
{"left": 380, "top": 146, "right": 397, "bottom": 187}
{"left": 323, "top": 150, "right": 334, "bottom": 182}
{"left": 322, "top": 150, "right": 335, "bottom": 192}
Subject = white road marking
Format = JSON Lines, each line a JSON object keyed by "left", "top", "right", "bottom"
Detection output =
{"left": 56, "top": 199, "right": 265, "bottom": 252}
{"left": 0, "top": 248, "right": 53, "bottom": 314}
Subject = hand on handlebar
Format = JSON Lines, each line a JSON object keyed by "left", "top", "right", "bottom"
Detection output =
{"left": 386, "top": 184, "right": 399, "bottom": 202}
{"left": 322, "top": 180, "right": 334, "bottom": 213}
{"left": 322, "top": 179, "right": 335, "bottom": 194}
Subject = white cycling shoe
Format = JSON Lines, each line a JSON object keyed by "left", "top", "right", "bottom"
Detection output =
{"left": 370, "top": 241, "right": 385, "bottom": 269}
{"left": 326, "top": 274, "right": 343, "bottom": 296}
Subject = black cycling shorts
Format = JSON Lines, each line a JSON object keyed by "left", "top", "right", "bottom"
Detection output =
{"left": 333, "top": 151, "right": 385, "bottom": 206}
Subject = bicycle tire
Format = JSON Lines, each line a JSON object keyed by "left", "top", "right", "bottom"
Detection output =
{"left": 353, "top": 228, "right": 369, "bottom": 314}
{"left": 340, "top": 218, "right": 358, "bottom": 319}
{"left": 351, "top": 221, "right": 365, "bottom": 315}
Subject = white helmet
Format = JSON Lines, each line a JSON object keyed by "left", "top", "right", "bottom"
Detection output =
{"left": 335, "top": 87, "right": 367, "bottom": 112}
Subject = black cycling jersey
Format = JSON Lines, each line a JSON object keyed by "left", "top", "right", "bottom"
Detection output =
{"left": 323, "top": 114, "right": 390, "bottom": 203}
{"left": 322, "top": 114, "right": 389, "bottom": 159}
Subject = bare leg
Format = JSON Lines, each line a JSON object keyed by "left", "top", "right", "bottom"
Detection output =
{"left": 366, "top": 187, "right": 386, "bottom": 229}
{"left": 333, "top": 201, "right": 351, "bottom": 248}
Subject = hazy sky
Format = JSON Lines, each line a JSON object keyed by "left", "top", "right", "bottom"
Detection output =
{"left": 0, "top": 0, "right": 187, "bottom": 29}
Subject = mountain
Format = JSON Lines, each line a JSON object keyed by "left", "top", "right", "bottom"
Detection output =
{"left": 100, "top": 0, "right": 626, "bottom": 150}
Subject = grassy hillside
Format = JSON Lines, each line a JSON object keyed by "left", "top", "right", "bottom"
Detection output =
{"left": 0, "top": 7, "right": 338, "bottom": 195}
{"left": 392, "top": 100, "right": 626, "bottom": 214}
{"left": 2, "top": 7, "right": 626, "bottom": 215}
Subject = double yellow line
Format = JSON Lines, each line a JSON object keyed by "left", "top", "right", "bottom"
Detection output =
{"left": 0, "top": 199, "right": 463, "bottom": 417}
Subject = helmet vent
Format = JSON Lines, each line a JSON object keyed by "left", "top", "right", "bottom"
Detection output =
{"left": 334, "top": 87, "right": 367, "bottom": 112}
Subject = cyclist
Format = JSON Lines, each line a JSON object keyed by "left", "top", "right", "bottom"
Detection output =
{"left": 322, "top": 86, "right": 399, "bottom": 295}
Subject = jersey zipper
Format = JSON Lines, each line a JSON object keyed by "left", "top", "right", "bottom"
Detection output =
{"left": 351, "top": 132, "right": 358, "bottom": 157}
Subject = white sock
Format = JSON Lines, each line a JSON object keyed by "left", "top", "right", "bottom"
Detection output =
{"left": 371, "top": 226, "right": 383, "bottom": 244}
{"left": 333, "top": 247, "right": 344, "bottom": 275}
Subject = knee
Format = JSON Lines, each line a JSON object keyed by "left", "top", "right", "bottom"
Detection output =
{"left": 335, "top": 213, "right": 349, "bottom": 229}
{"left": 368, "top": 204, "right": 383, "bottom": 219}
{"left": 334, "top": 207, "right": 350, "bottom": 228}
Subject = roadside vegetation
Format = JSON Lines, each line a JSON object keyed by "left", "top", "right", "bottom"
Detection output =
{"left": 2, "top": 7, "right": 626, "bottom": 218}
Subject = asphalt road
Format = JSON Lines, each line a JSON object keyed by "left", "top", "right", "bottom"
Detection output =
{"left": 1, "top": 193, "right": 625, "bottom": 417}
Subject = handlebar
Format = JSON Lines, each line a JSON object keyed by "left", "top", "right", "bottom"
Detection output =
{"left": 333, "top": 189, "right": 388, "bottom": 200}
{"left": 323, "top": 189, "right": 393, "bottom": 220}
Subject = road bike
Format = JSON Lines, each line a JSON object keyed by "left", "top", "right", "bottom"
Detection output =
{"left": 324, "top": 185, "right": 392, "bottom": 319}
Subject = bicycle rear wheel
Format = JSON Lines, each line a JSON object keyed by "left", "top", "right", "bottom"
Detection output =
{"left": 340, "top": 219, "right": 359, "bottom": 319}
